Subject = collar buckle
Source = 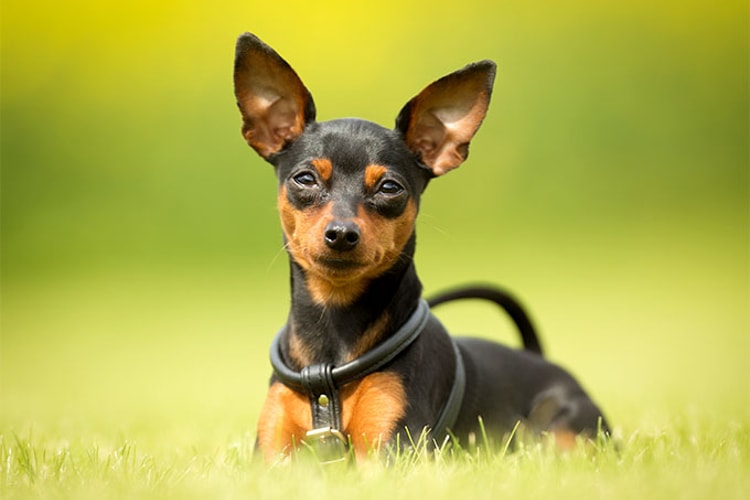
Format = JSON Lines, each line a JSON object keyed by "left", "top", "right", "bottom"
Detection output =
{"left": 304, "top": 427, "right": 350, "bottom": 464}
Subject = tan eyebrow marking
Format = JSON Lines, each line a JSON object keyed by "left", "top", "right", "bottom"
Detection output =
{"left": 311, "top": 158, "right": 333, "bottom": 182}
{"left": 364, "top": 164, "right": 388, "bottom": 190}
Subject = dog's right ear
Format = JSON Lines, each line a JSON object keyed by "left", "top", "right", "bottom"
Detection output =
{"left": 234, "top": 33, "right": 316, "bottom": 159}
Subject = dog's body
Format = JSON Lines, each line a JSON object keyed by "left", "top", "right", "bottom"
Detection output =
{"left": 233, "top": 33, "right": 608, "bottom": 462}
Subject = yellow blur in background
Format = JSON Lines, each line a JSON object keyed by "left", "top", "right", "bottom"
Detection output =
{"left": 1, "top": 0, "right": 747, "bottom": 440}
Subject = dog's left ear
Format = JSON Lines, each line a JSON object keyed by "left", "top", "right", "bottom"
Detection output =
{"left": 395, "top": 61, "right": 496, "bottom": 176}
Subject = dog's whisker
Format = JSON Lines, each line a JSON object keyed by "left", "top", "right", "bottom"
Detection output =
{"left": 265, "top": 243, "right": 290, "bottom": 274}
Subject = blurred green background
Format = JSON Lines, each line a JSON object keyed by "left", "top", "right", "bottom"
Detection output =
{"left": 2, "top": 0, "right": 747, "bottom": 443}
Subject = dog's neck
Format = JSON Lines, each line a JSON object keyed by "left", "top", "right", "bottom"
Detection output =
{"left": 282, "top": 235, "right": 422, "bottom": 369}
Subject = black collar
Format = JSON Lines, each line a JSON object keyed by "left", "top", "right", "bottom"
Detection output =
{"left": 271, "top": 300, "right": 429, "bottom": 389}
{"left": 268, "top": 299, "right": 465, "bottom": 458}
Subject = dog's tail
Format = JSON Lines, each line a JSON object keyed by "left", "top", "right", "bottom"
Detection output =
{"left": 426, "top": 284, "right": 543, "bottom": 356}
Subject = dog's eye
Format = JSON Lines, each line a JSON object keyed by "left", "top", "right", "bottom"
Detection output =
{"left": 293, "top": 172, "right": 317, "bottom": 187}
{"left": 378, "top": 180, "right": 404, "bottom": 195}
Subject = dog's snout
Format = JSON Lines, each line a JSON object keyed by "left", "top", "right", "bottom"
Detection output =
{"left": 324, "top": 220, "right": 361, "bottom": 251}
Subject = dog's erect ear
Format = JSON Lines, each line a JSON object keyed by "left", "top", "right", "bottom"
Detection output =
{"left": 234, "top": 33, "right": 316, "bottom": 159}
{"left": 395, "top": 61, "right": 496, "bottom": 176}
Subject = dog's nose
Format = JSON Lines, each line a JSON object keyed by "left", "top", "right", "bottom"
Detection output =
{"left": 324, "top": 220, "right": 360, "bottom": 251}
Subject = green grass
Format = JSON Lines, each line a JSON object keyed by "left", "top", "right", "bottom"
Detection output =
{"left": 3, "top": 420, "right": 748, "bottom": 499}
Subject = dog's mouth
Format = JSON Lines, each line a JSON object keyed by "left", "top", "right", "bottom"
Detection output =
{"left": 315, "top": 257, "right": 366, "bottom": 271}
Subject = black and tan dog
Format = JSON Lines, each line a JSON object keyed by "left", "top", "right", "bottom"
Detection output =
{"left": 233, "top": 33, "right": 608, "bottom": 462}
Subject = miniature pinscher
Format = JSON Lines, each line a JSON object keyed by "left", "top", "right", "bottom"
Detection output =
{"left": 233, "top": 33, "right": 609, "bottom": 462}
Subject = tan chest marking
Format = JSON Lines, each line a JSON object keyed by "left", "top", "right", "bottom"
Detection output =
{"left": 256, "top": 371, "right": 406, "bottom": 461}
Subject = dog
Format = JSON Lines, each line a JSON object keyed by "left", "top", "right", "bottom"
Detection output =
{"left": 233, "top": 33, "right": 609, "bottom": 462}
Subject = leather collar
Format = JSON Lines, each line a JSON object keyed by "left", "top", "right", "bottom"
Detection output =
{"left": 268, "top": 299, "right": 465, "bottom": 457}
{"left": 271, "top": 300, "right": 430, "bottom": 390}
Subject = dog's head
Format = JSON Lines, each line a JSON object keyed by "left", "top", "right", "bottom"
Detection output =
{"left": 234, "top": 33, "right": 495, "bottom": 306}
